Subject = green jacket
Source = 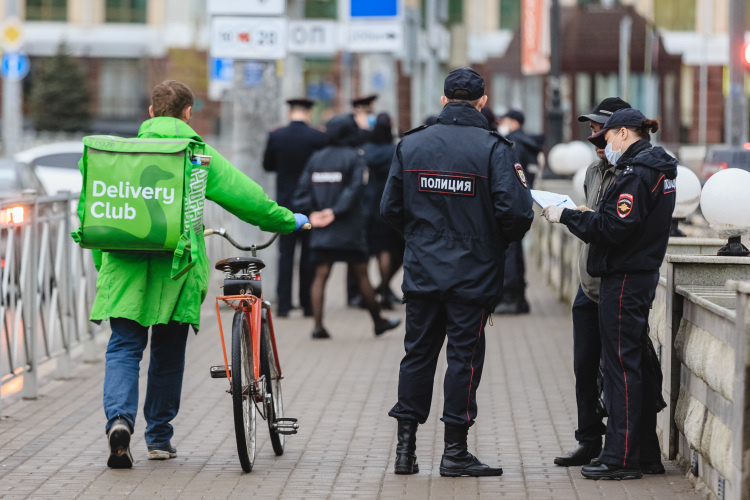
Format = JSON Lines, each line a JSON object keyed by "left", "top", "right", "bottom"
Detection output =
{"left": 88, "top": 117, "right": 296, "bottom": 330}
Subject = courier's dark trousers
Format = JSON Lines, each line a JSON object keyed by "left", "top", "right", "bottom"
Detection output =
{"left": 389, "top": 299, "right": 488, "bottom": 427}
{"left": 572, "top": 286, "right": 606, "bottom": 444}
{"left": 277, "top": 231, "right": 313, "bottom": 315}
{"left": 598, "top": 272, "right": 661, "bottom": 468}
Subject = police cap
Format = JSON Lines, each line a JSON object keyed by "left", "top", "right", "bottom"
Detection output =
{"left": 501, "top": 109, "right": 525, "bottom": 126}
{"left": 588, "top": 108, "right": 647, "bottom": 149}
{"left": 286, "top": 97, "right": 315, "bottom": 109}
{"left": 352, "top": 94, "right": 378, "bottom": 108}
{"left": 444, "top": 67, "right": 485, "bottom": 101}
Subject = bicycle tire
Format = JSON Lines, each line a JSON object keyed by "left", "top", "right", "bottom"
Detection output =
{"left": 260, "top": 310, "right": 285, "bottom": 456}
{"left": 231, "top": 309, "right": 256, "bottom": 473}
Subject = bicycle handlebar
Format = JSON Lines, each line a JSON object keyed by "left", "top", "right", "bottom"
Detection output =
{"left": 204, "top": 223, "right": 311, "bottom": 252}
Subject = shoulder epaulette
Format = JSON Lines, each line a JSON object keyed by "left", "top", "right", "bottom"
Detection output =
{"left": 490, "top": 130, "right": 513, "bottom": 146}
{"left": 404, "top": 124, "right": 429, "bottom": 136}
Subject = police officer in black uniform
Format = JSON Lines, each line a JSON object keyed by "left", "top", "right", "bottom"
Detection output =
{"left": 381, "top": 68, "right": 533, "bottom": 477}
{"left": 554, "top": 97, "right": 632, "bottom": 468}
{"left": 494, "top": 109, "right": 545, "bottom": 314}
{"left": 294, "top": 113, "right": 400, "bottom": 339}
{"left": 263, "top": 98, "right": 328, "bottom": 317}
{"left": 543, "top": 108, "right": 676, "bottom": 480}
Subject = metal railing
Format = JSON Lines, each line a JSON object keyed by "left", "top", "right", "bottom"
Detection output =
{"left": 0, "top": 192, "right": 101, "bottom": 403}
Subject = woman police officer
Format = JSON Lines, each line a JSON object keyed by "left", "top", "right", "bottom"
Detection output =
{"left": 543, "top": 108, "right": 676, "bottom": 480}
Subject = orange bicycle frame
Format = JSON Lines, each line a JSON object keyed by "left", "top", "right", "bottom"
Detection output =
{"left": 215, "top": 294, "right": 262, "bottom": 388}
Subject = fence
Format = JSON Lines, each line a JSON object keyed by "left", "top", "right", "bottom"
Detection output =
{"left": 0, "top": 192, "right": 102, "bottom": 404}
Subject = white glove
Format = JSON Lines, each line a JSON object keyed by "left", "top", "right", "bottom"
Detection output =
{"left": 543, "top": 205, "right": 564, "bottom": 223}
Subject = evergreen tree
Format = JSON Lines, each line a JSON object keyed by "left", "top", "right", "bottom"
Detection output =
{"left": 30, "top": 45, "right": 91, "bottom": 132}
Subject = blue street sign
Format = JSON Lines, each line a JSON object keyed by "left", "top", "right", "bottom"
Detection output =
{"left": 243, "top": 62, "right": 264, "bottom": 87}
{"left": 210, "top": 57, "right": 234, "bottom": 82}
{"left": 351, "top": 0, "right": 398, "bottom": 17}
{"left": 1, "top": 52, "right": 30, "bottom": 81}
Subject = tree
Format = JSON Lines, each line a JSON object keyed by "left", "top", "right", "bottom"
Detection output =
{"left": 30, "top": 45, "right": 91, "bottom": 132}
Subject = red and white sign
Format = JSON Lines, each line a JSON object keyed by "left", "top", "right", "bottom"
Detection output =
{"left": 521, "top": 0, "right": 550, "bottom": 75}
{"left": 210, "top": 17, "right": 288, "bottom": 60}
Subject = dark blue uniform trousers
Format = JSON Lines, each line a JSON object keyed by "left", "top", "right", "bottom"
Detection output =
{"left": 572, "top": 286, "right": 606, "bottom": 444}
{"left": 389, "top": 299, "right": 488, "bottom": 427}
{"left": 598, "top": 272, "right": 661, "bottom": 468}
{"left": 276, "top": 231, "right": 313, "bottom": 315}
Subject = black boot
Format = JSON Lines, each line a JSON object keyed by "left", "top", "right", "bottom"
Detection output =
{"left": 439, "top": 424, "right": 503, "bottom": 477}
{"left": 394, "top": 419, "right": 419, "bottom": 474}
{"left": 494, "top": 291, "right": 520, "bottom": 315}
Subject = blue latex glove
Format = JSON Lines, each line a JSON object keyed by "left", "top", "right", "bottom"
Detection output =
{"left": 293, "top": 213, "right": 310, "bottom": 231}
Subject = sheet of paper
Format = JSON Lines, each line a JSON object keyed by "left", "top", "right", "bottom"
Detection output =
{"left": 530, "top": 190, "right": 578, "bottom": 209}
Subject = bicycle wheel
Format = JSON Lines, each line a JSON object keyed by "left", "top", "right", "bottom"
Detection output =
{"left": 231, "top": 309, "right": 256, "bottom": 473}
{"left": 260, "top": 310, "right": 285, "bottom": 456}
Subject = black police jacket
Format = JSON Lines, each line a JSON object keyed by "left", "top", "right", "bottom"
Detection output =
{"left": 293, "top": 115, "right": 368, "bottom": 253}
{"left": 380, "top": 102, "right": 534, "bottom": 308}
{"left": 560, "top": 140, "right": 677, "bottom": 277}
{"left": 262, "top": 121, "right": 328, "bottom": 205}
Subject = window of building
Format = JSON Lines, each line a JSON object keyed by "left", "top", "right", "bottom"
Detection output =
{"left": 99, "top": 59, "right": 144, "bottom": 118}
{"left": 305, "top": 0, "right": 336, "bottom": 18}
{"left": 105, "top": 0, "right": 147, "bottom": 23}
{"left": 654, "top": 0, "right": 695, "bottom": 30}
{"left": 25, "top": 0, "right": 67, "bottom": 21}
{"left": 499, "top": 0, "right": 520, "bottom": 30}
{"left": 448, "top": 0, "right": 462, "bottom": 24}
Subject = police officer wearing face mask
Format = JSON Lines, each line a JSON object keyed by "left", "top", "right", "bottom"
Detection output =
{"left": 543, "top": 108, "right": 676, "bottom": 480}
{"left": 382, "top": 67, "right": 533, "bottom": 477}
{"left": 554, "top": 97, "right": 631, "bottom": 468}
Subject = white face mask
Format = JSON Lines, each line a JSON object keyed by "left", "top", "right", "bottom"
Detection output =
{"left": 604, "top": 130, "right": 624, "bottom": 165}
{"left": 498, "top": 124, "right": 511, "bottom": 136}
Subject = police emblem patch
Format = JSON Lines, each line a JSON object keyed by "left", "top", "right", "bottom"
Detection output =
{"left": 617, "top": 193, "right": 633, "bottom": 218}
{"left": 514, "top": 163, "right": 528, "bottom": 188}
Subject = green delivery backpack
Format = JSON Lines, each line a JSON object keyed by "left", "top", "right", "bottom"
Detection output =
{"left": 72, "top": 135, "right": 210, "bottom": 280}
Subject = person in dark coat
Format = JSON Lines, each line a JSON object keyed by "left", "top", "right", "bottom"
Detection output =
{"left": 494, "top": 109, "right": 544, "bottom": 314}
{"left": 543, "top": 108, "right": 675, "bottom": 480}
{"left": 263, "top": 98, "right": 328, "bottom": 317}
{"left": 362, "top": 113, "right": 402, "bottom": 309}
{"left": 381, "top": 68, "right": 534, "bottom": 477}
{"left": 294, "top": 114, "right": 400, "bottom": 339}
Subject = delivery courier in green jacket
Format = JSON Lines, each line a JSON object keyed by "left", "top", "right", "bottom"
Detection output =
{"left": 79, "top": 80, "right": 310, "bottom": 469}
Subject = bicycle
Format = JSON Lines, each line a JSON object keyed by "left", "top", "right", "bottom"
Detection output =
{"left": 205, "top": 226, "right": 306, "bottom": 473}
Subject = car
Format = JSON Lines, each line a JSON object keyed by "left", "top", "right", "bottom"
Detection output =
{"left": 698, "top": 145, "right": 750, "bottom": 184}
{"left": 0, "top": 158, "right": 45, "bottom": 201}
{"left": 14, "top": 141, "right": 84, "bottom": 195}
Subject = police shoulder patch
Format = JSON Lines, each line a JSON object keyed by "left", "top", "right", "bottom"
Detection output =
{"left": 490, "top": 130, "right": 512, "bottom": 145}
{"left": 514, "top": 163, "right": 528, "bottom": 188}
{"left": 617, "top": 193, "right": 633, "bottom": 218}
{"left": 404, "top": 124, "right": 429, "bottom": 136}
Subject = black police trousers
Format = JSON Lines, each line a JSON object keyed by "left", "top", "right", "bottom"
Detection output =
{"left": 502, "top": 240, "right": 526, "bottom": 294}
{"left": 276, "top": 231, "right": 313, "bottom": 315}
{"left": 598, "top": 272, "right": 662, "bottom": 468}
{"left": 572, "top": 286, "right": 606, "bottom": 444}
{"left": 388, "top": 299, "right": 488, "bottom": 427}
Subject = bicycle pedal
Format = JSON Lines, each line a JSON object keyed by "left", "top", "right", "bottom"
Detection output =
{"left": 210, "top": 365, "right": 231, "bottom": 379}
{"left": 273, "top": 417, "right": 299, "bottom": 435}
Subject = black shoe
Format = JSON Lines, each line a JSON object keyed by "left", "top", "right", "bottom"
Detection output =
{"left": 394, "top": 419, "right": 419, "bottom": 475}
{"left": 581, "top": 462, "right": 643, "bottom": 480}
{"left": 107, "top": 419, "right": 133, "bottom": 469}
{"left": 276, "top": 310, "right": 290, "bottom": 318}
{"left": 147, "top": 442, "right": 177, "bottom": 460}
{"left": 375, "top": 318, "right": 401, "bottom": 336}
{"left": 303, "top": 309, "right": 313, "bottom": 318}
{"left": 554, "top": 442, "right": 602, "bottom": 467}
{"left": 439, "top": 424, "right": 502, "bottom": 477}
{"left": 640, "top": 461, "right": 665, "bottom": 474}
{"left": 312, "top": 329, "right": 331, "bottom": 339}
{"left": 517, "top": 296, "right": 530, "bottom": 314}
{"left": 380, "top": 295, "right": 394, "bottom": 310}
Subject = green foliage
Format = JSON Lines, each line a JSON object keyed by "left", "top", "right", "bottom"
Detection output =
{"left": 29, "top": 46, "right": 91, "bottom": 132}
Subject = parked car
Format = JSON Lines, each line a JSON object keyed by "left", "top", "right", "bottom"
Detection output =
{"left": 14, "top": 141, "right": 84, "bottom": 195}
{"left": 698, "top": 145, "right": 750, "bottom": 184}
{"left": 0, "top": 159, "right": 45, "bottom": 201}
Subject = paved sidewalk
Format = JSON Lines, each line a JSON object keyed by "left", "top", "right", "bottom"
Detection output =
{"left": 0, "top": 265, "right": 701, "bottom": 499}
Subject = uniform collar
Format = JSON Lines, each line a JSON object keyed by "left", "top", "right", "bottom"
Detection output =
{"left": 437, "top": 102, "right": 489, "bottom": 130}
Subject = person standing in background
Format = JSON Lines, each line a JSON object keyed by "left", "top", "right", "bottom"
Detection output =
{"left": 263, "top": 98, "right": 328, "bottom": 317}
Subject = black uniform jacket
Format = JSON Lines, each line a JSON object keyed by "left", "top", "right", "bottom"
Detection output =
{"left": 293, "top": 114, "right": 368, "bottom": 253}
{"left": 263, "top": 121, "right": 328, "bottom": 205}
{"left": 380, "top": 102, "right": 534, "bottom": 308}
{"left": 560, "top": 140, "right": 677, "bottom": 277}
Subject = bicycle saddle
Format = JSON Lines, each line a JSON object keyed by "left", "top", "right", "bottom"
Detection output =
{"left": 215, "top": 257, "right": 266, "bottom": 274}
